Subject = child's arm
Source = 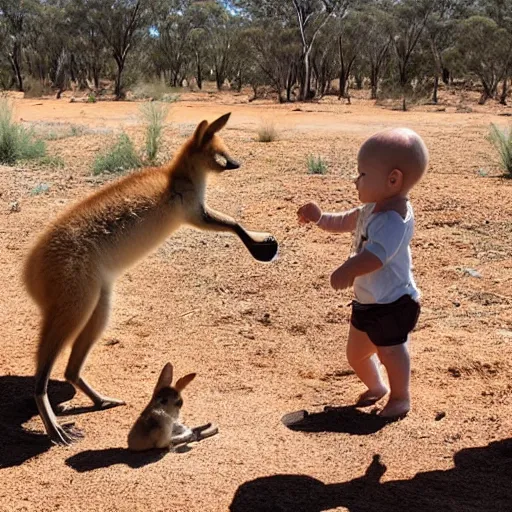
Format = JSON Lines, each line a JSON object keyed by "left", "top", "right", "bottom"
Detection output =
{"left": 330, "top": 250, "right": 383, "bottom": 290}
{"left": 317, "top": 208, "right": 360, "bottom": 233}
{"left": 298, "top": 202, "right": 360, "bottom": 233}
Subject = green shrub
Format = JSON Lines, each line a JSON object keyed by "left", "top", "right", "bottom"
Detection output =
{"left": 487, "top": 123, "right": 512, "bottom": 178}
{"left": 139, "top": 101, "right": 169, "bottom": 163}
{"left": 307, "top": 154, "right": 328, "bottom": 175}
{"left": 0, "top": 100, "right": 46, "bottom": 164}
{"left": 93, "top": 133, "right": 142, "bottom": 175}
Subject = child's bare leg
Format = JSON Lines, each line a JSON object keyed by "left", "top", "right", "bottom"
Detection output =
{"left": 376, "top": 342, "right": 410, "bottom": 417}
{"left": 347, "top": 324, "right": 388, "bottom": 406}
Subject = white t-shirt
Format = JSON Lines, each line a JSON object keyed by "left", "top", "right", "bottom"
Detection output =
{"left": 353, "top": 202, "right": 419, "bottom": 304}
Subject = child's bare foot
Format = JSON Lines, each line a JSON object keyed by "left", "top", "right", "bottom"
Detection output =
{"left": 379, "top": 397, "right": 410, "bottom": 418}
{"left": 356, "top": 386, "right": 388, "bottom": 407}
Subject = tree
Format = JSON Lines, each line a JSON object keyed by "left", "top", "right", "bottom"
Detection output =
{"left": 389, "top": 0, "right": 435, "bottom": 109}
{"left": 292, "top": 0, "right": 350, "bottom": 100}
{"left": 447, "top": 15, "right": 512, "bottom": 104}
{"left": 335, "top": 9, "right": 369, "bottom": 98}
{"left": 244, "top": 24, "right": 300, "bottom": 102}
{"left": 84, "top": 0, "right": 154, "bottom": 99}
{"left": 360, "top": 5, "right": 392, "bottom": 99}
{"left": 0, "top": 0, "right": 41, "bottom": 91}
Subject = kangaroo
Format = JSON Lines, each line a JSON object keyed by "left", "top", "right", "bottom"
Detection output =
{"left": 23, "top": 112, "right": 278, "bottom": 445}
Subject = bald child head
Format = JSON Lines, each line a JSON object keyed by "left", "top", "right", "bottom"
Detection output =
{"left": 358, "top": 128, "right": 429, "bottom": 194}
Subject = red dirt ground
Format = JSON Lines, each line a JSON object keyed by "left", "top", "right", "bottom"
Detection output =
{"left": 1, "top": 90, "right": 511, "bottom": 512}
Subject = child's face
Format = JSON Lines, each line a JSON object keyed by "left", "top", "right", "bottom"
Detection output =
{"left": 354, "top": 156, "right": 391, "bottom": 204}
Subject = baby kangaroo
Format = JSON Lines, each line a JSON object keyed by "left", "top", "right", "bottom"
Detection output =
{"left": 128, "top": 362, "right": 217, "bottom": 452}
{"left": 24, "top": 112, "right": 278, "bottom": 445}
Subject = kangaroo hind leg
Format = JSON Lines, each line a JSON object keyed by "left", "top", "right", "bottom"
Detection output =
{"left": 62, "top": 285, "right": 125, "bottom": 412}
{"left": 35, "top": 290, "right": 99, "bottom": 445}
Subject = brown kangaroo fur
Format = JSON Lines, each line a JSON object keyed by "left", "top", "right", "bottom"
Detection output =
{"left": 23, "top": 113, "right": 278, "bottom": 445}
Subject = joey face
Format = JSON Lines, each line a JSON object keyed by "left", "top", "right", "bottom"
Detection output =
{"left": 154, "top": 387, "right": 183, "bottom": 419}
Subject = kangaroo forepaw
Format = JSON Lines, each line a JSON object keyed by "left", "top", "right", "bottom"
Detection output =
{"left": 245, "top": 233, "right": 279, "bottom": 262}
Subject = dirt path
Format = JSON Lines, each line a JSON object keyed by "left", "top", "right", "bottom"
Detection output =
{"left": 1, "top": 96, "right": 511, "bottom": 512}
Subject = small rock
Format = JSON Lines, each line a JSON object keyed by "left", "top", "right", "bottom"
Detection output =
{"left": 461, "top": 268, "right": 482, "bottom": 278}
{"left": 435, "top": 411, "right": 446, "bottom": 421}
{"left": 448, "top": 367, "right": 461, "bottom": 378}
{"left": 258, "top": 313, "right": 271, "bottom": 325}
{"left": 9, "top": 201, "right": 20, "bottom": 213}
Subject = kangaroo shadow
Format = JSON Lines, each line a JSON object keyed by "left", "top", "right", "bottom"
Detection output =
{"left": 0, "top": 374, "right": 76, "bottom": 469}
{"left": 65, "top": 448, "right": 167, "bottom": 472}
{"left": 230, "top": 438, "right": 512, "bottom": 512}
{"left": 282, "top": 406, "right": 394, "bottom": 435}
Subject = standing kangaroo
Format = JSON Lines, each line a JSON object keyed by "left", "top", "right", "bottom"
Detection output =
{"left": 24, "top": 113, "right": 278, "bottom": 445}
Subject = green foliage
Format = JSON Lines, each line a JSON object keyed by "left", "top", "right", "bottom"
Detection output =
{"left": 139, "top": 101, "right": 170, "bottom": 163}
{"left": 307, "top": 154, "right": 328, "bottom": 175}
{"left": 31, "top": 183, "right": 51, "bottom": 195}
{"left": 0, "top": 100, "right": 46, "bottom": 164}
{"left": 487, "top": 123, "right": 512, "bottom": 178}
{"left": 93, "top": 133, "right": 142, "bottom": 175}
{"left": 447, "top": 16, "right": 512, "bottom": 103}
{"left": 39, "top": 155, "right": 65, "bottom": 168}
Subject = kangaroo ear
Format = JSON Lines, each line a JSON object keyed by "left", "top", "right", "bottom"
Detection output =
{"left": 175, "top": 373, "right": 196, "bottom": 392}
{"left": 193, "top": 120, "right": 209, "bottom": 148}
{"left": 201, "top": 112, "right": 231, "bottom": 145}
{"left": 154, "top": 363, "right": 173, "bottom": 394}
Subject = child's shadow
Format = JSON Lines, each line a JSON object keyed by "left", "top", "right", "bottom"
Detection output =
{"left": 282, "top": 405, "right": 394, "bottom": 436}
{"left": 230, "top": 438, "right": 512, "bottom": 511}
{"left": 0, "top": 375, "right": 76, "bottom": 469}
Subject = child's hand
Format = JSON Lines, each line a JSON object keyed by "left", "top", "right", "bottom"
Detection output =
{"left": 330, "top": 266, "right": 354, "bottom": 291}
{"left": 297, "top": 202, "right": 322, "bottom": 225}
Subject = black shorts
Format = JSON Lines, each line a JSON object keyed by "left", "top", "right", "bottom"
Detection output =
{"left": 350, "top": 294, "right": 421, "bottom": 347}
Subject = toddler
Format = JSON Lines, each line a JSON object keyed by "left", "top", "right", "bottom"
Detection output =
{"left": 298, "top": 128, "right": 429, "bottom": 418}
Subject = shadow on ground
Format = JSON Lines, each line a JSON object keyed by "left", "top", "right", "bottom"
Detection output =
{"left": 0, "top": 374, "right": 75, "bottom": 469}
{"left": 230, "top": 438, "right": 512, "bottom": 512}
{"left": 65, "top": 448, "right": 167, "bottom": 471}
{"left": 281, "top": 405, "right": 395, "bottom": 435}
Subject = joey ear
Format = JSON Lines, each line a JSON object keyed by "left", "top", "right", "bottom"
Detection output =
{"left": 154, "top": 362, "right": 173, "bottom": 394}
{"left": 193, "top": 120, "right": 209, "bottom": 148}
{"left": 202, "top": 113, "right": 231, "bottom": 145}
{"left": 175, "top": 373, "right": 196, "bottom": 392}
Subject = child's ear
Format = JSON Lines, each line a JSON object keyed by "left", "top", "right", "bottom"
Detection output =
{"left": 389, "top": 169, "right": 403, "bottom": 188}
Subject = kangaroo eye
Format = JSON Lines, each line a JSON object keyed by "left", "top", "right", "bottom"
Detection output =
{"left": 160, "top": 398, "right": 168, "bottom": 405}
{"left": 214, "top": 154, "right": 227, "bottom": 167}
{"left": 175, "top": 398, "right": 183, "bottom": 408}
